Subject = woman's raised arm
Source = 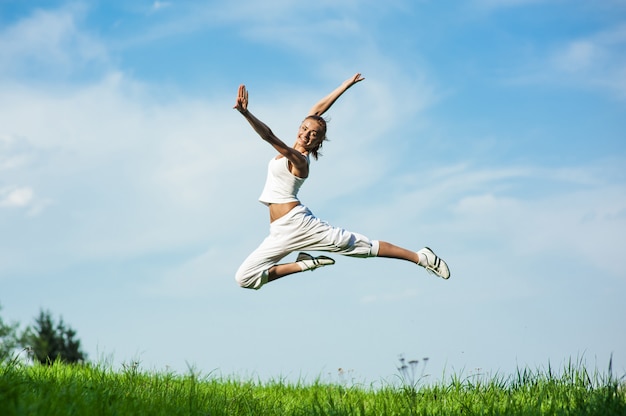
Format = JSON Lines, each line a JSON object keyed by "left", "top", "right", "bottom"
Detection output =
{"left": 234, "top": 85, "right": 308, "bottom": 173}
{"left": 308, "top": 73, "right": 365, "bottom": 117}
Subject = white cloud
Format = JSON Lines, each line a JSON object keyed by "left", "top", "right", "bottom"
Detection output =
{"left": 106, "top": 0, "right": 404, "bottom": 55}
{"left": 0, "top": 75, "right": 251, "bottom": 250}
{"left": 0, "top": 5, "right": 108, "bottom": 78}
{"left": 553, "top": 40, "right": 597, "bottom": 72}
{"left": 464, "top": 3, "right": 626, "bottom": 99}
{"left": 152, "top": 1, "right": 171, "bottom": 12}
{"left": 551, "top": 24, "right": 626, "bottom": 91}
{"left": 0, "top": 187, "right": 34, "bottom": 208}
{"left": 419, "top": 163, "right": 626, "bottom": 278}
{"left": 0, "top": 135, "right": 45, "bottom": 213}
{"left": 507, "top": 23, "right": 626, "bottom": 99}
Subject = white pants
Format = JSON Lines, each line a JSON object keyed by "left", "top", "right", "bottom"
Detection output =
{"left": 235, "top": 204, "right": 380, "bottom": 290}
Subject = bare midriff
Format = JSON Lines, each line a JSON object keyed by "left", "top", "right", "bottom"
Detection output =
{"left": 268, "top": 201, "right": 301, "bottom": 223}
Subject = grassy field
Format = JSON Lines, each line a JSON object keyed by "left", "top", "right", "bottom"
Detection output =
{"left": 1, "top": 359, "right": 624, "bottom": 415}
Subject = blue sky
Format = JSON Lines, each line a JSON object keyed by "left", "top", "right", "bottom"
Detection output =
{"left": 1, "top": 0, "right": 625, "bottom": 385}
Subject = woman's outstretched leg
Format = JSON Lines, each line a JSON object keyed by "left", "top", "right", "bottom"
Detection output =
{"left": 268, "top": 242, "right": 450, "bottom": 283}
{"left": 377, "top": 241, "right": 451, "bottom": 279}
{"left": 377, "top": 241, "right": 420, "bottom": 264}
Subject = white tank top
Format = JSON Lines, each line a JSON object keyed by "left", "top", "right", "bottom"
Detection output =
{"left": 258, "top": 155, "right": 308, "bottom": 206}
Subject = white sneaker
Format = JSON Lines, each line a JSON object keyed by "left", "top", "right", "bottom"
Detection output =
{"left": 417, "top": 247, "right": 450, "bottom": 279}
{"left": 296, "top": 252, "right": 335, "bottom": 271}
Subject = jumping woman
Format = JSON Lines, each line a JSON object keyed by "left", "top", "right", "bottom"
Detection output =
{"left": 233, "top": 73, "right": 450, "bottom": 290}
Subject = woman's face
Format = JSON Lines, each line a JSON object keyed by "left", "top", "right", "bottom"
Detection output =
{"left": 296, "top": 119, "right": 326, "bottom": 151}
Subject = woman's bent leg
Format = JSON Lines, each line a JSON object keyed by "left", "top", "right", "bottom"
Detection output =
{"left": 267, "top": 262, "right": 303, "bottom": 282}
{"left": 235, "top": 205, "right": 337, "bottom": 289}
{"left": 235, "top": 234, "right": 290, "bottom": 289}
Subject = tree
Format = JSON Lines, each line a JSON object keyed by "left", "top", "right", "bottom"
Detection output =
{"left": 0, "top": 304, "right": 19, "bottom": 362}
{"left": 20, "top": 309, "right": 87, "bottom": 365}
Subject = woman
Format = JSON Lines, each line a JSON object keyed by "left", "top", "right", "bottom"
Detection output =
{"left": 233, "top": 73, "right": 450, "bottom": 290}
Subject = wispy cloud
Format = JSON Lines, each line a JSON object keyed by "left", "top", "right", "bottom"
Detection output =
{"left": 0, "top": 5, "right": 108, "bottom": 79}
{"left": 151, "top": 1, "right": 171, "bottom": 12}
{"left": 550, "top": 24, "right": 626, "bottom": 98}
{"left": 0, "top": 135, "right": 31, "bottom": 171}
{"left": 420, "top": 163, "right": 626, "bottom": 277}
{"left": 501, "top": 22, "right": 626, "bottom": 99}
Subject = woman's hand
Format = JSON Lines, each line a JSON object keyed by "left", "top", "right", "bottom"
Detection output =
{"left": 234, "top": 84, "right": 249, "bottom": 113}
{"left": 345, "top": 73, "right": 365, "bottom": 87}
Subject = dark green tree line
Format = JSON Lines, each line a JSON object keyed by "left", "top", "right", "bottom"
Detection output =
{"left": 0, "top": 305, "right": 87, "bottom": 365}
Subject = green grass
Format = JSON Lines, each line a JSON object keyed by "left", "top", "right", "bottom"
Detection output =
{"left": 1, "top": 359, "right": 624, "bottom": 415}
